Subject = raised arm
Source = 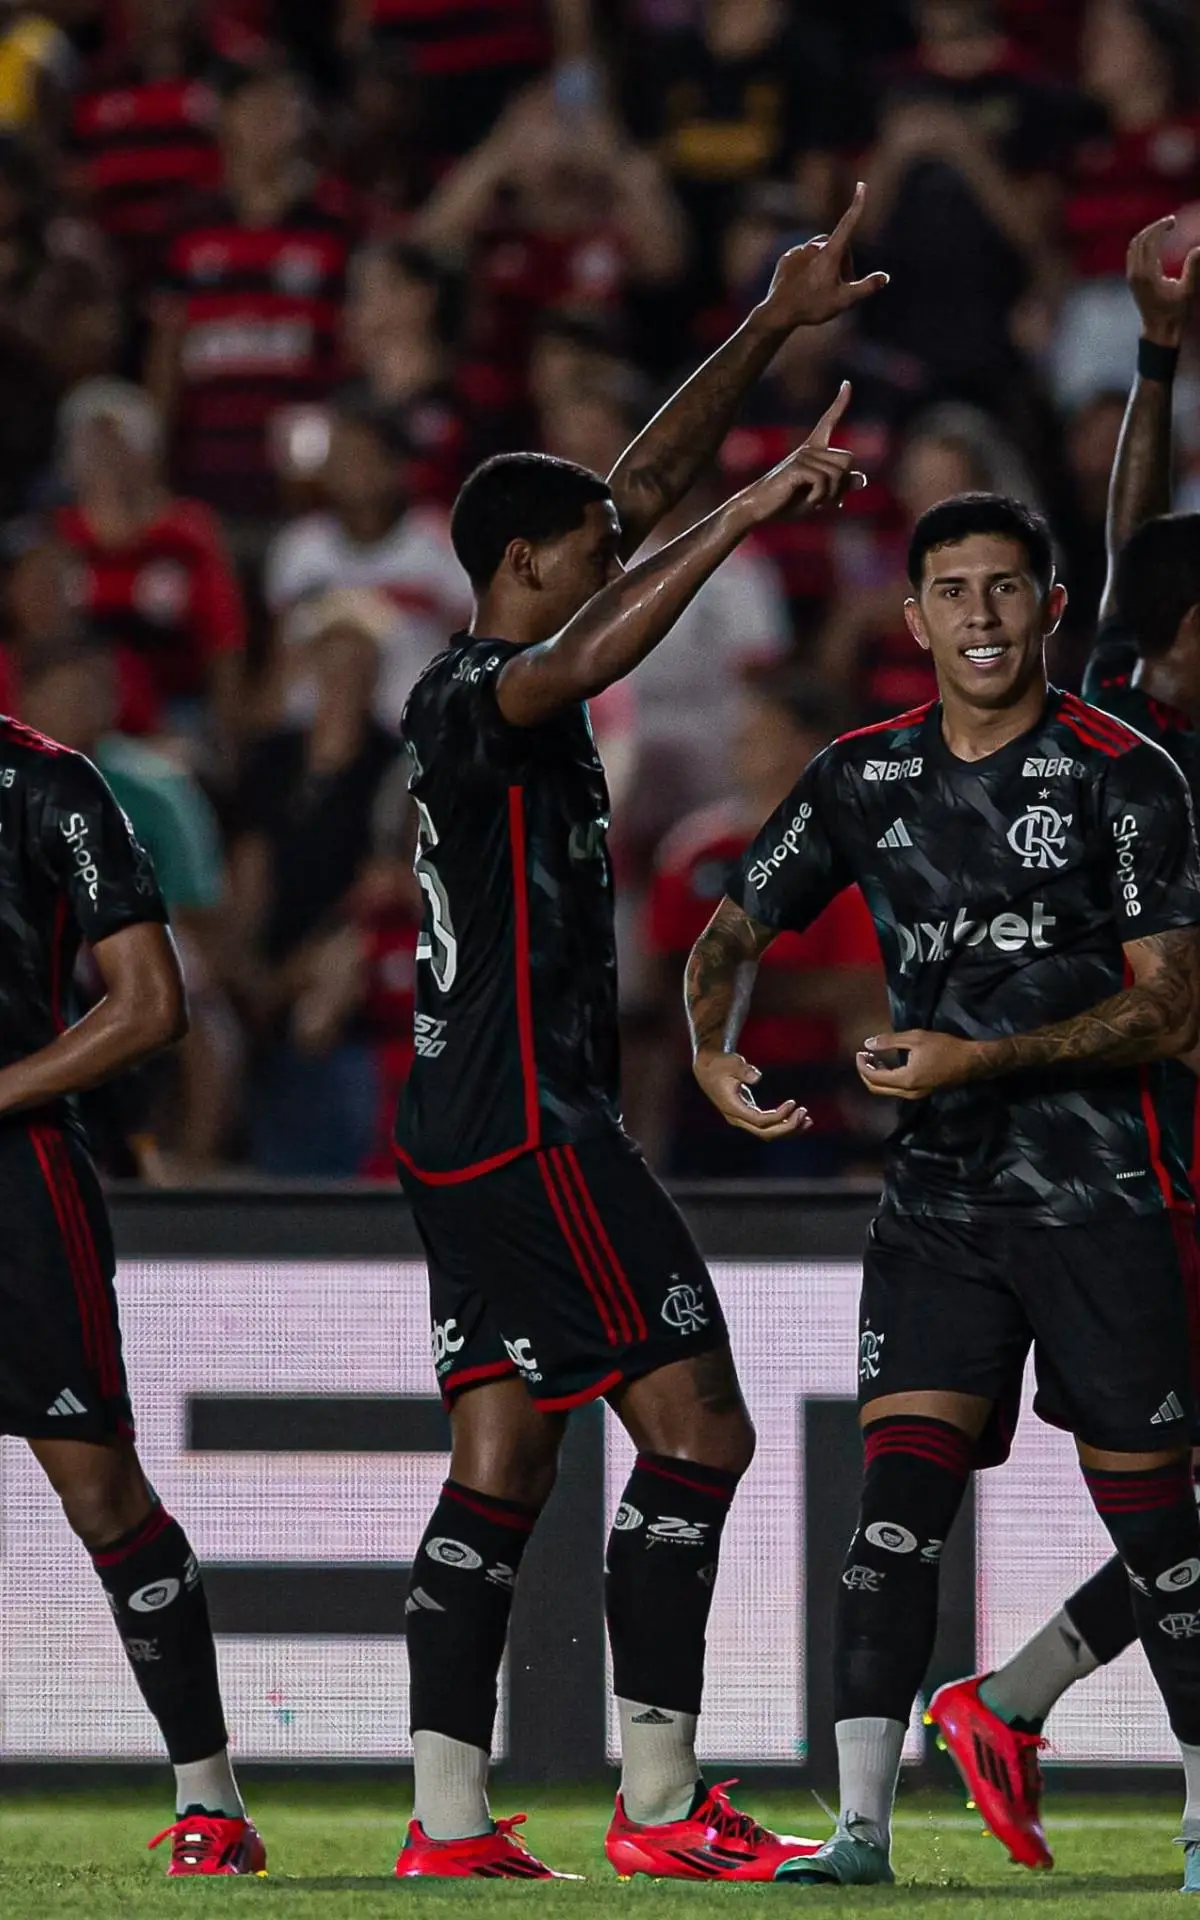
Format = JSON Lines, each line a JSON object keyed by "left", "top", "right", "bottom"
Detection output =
{"left": 497, "top": 386, "right": 861, "bottom": 726}
{"left": 1100, "top": 216, "right": 1200, "bottom": 622}
{"left": 606, "top": 183, "right": 887, "bottom": 559}
{"left": 685, "top": 898, "right": 809, "bottom": 1139}
{"left": 858, "top": 925, "right": 1200, "bottom": 1101}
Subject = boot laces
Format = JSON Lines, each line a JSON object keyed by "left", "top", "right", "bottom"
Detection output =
{"left": 703, "top": 1781, "right": 768, "bottom": 1848}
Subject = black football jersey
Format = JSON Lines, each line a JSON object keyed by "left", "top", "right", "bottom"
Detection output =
{"left": 0, "top": 719, "right": 167, "bottom": 1114}
{"left": 735, "top": 689, "right": 1200, "bottom": 1224}
{"left": 1084, "top": 617, "right": 1200, "bottom": 1192}
{"left": 396, "top": 637, "right": 620, "bottom": 1178}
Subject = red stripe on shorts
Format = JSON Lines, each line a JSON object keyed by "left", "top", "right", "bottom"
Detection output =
{"left": 30, "top": 1126, "right": 104, "bottom": 1389}
{"left": 51, "top": 1134, "right": 120, "bottom": 1398}
{"left": 561, "top": 1146, "right": 649, "bottom": 1342}
{"left": 546, "top": 1148, "right": 634, "bottom": 1346}
{"left": 535, "top": 1150, "right": 623, "bottom": 1346}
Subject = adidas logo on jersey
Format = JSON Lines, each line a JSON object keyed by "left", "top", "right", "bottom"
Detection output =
{"left": 46, "top": 1387, "right": 87, "bottom": 1416}
{"left": 876, "top": 819, "right": 913, "bottom": 849}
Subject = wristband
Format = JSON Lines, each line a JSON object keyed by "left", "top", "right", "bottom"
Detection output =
{"left": 1137, "top": 337, "right": 1180, "bottom": 383}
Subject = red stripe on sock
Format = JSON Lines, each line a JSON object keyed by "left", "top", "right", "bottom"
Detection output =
{"left": 91, "top": 1503, "right": 172, "bottom": 1568}
{"left": 443, "top": 1484, "right": 537, "bottom": 1533}
{"left": 561, "top": 1147, "right": 649, "bottom": 1343}
{"left": 535, "top": 1150, "right": 623, "bottom": 1346}
{"left": 635, "top": 1456, "right": 736, "bottom": 1502}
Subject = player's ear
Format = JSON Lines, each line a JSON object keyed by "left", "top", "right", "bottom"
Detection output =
{"left": 1044, "top": 580, "right": 1068, "bottom": 637}
{"left": 506, "top": 538, "right": 541, "bottom": 589}
{"left": 903, "top": 596, "right": 930, "bottom": 653}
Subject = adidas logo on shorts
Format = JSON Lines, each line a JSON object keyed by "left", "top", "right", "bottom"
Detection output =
{"left": 1151, "top": 1392, "right": 1185, "bottom": 1427}
{"left": 46, "top": 1388, "right": 87, "bottom": 1416}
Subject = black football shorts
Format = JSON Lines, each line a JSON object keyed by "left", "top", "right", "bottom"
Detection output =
{"left": 399, "top": 1129, "right": 727, "bottom": 1410}
{"left": 858, "top": 1203, "right": 1200, "bottom": 1457}
{"left": 0, "top": 1121, "right": 133, "bottom": 1440}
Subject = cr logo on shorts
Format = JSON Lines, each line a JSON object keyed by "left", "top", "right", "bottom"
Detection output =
{"left": 1006, "top": 804, "right": 1071, "bottom": 871}
{"left": 431, "top": 1319, "right": 464, "bottom": 1370}
{"left": 859, "top": 1325, "right": 885, "bottom": 1382}
{"left": 661, "top": 1283, "right": 709, "bottom": 1335}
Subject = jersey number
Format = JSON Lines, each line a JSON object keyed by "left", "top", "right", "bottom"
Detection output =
{"left": 414, "top": 800, "right": 457, "bottom": 992}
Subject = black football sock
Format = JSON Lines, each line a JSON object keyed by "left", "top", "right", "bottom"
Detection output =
{"left": 835, "top": 1417, "right": 974, "bottom": 1727}
{"left": 407, "top": 1479, "right": 539, "bottom": 1839}
{"left": 1084, "top": 1460, "right": 1200, "bottom": 1744}
{"left": 606, "top": 1454, "right": 739, "bottom": 1824}
{"left": 833, "top": 1416, "right": 973, "bottom": 1848}
{"left": 91, "top": 1503, "right": 230, "bottom": 1779}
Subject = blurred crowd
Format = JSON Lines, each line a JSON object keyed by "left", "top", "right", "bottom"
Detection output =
{"left": 2, "top": 0, "right": 1198, "bottom": 1181}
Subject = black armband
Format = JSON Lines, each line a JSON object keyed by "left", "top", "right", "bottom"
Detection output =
{"left": 1137, "top": 337, "right": 1180, "bottom": 384}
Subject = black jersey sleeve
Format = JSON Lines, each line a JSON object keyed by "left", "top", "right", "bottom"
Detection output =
{"left": 33, "top": 753, "right": 168, "bottom": 944}
{"left": 1082, "top": 614, "right": 1138, "bottom": 703}
{"left": 1103, "top": 741, "right": 1200, "bottom": 942}
{"left": 404, "top": 639, "right": 526, "bottom": 779}
{"left": 734, "top": 749, "right": 851, "bottom": 934}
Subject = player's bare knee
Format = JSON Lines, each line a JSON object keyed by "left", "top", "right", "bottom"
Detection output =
{"left": 57, "top": 1460, "right": 153, "bottom": 1550}
{"left": 449, "top": 1385, "right": 564, "bottom": 1509}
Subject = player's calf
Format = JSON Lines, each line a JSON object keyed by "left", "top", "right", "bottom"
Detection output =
{"left": 1082, "top": 1453, "right": 1200, "bottom": 1855}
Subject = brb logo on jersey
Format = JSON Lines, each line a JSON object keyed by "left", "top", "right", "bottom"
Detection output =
{"left": 1006, "top": 804, "right": 1072, "bottom": 870}
{"left": 863, "top": 757, "right": 923, "bottom": 782}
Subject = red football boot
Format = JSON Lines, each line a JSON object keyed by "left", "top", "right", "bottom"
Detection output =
{"left": 148, "top": 1813, "right": 267, "bottom": 1875}
{"left": 396, "top": 1814, "right": 578, "bottom": 1878}
{"left": 605, "top": 1779, "right": 822, "bottom": 1881}
{"left": 926, "top": 1675, "right": 1052, "bottom": 1869}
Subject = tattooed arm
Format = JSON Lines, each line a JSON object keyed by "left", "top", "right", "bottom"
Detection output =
{"left": 1099, "top": 216, "right": 1200, "bottom": 622}
{"left": 857, "top": 927, "right": 1200, "bottom": 1102}
{"left": 607, "top": 183, "right": 886, "bottom": 560}
{"left": 685, "top": 898, "right": 811, "bottom": 1138}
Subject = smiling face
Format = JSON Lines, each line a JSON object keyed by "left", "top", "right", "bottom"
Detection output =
{"left": 905, "top": 532, "right": 1067, "bottom": 712}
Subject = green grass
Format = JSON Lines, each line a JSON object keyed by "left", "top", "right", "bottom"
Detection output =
{"left": 0, "top": 1783, "right": 1191, "bottom": 1919}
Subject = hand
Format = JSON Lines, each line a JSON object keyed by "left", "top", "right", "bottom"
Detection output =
{"left": 1127, "top": 214, "right": 1200, "bottom": 348}
{"left": 855, "top": 1029, "right": 984, "bottom": 1100}
{"left": 693, "top": 1049, "right": 812, "bottom": 1139}
{"left": 744, "top": 381, "right": 866, "bottom": 522}
{"left": 752, "top": 183, "right": 889, "bottom": 334}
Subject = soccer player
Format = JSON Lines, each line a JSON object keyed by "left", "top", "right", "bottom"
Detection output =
{"left": 0, "top": 718, "right": 262, "bottom": 1874}
{"left": 928, "top": 216, "right": 1200, "bottom": 1875}
{"left": 394, "top": 187, "right": 886, "bottom": 1881}
{"left": 688, "top": 491, "right": 1200, "bottom": 1890}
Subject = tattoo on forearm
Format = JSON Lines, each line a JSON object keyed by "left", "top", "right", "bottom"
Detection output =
{"left": 610, "top": 325, "right": 776, "bottom": 552}
{"left": 686, "top": 898, "right": 774, "bottom": 1055}
{"left": 1106, "top": 377, "right": 1173, "bottom": 572}
{"left": 966, "top": 928, "right": 1200, "bottom": 1079}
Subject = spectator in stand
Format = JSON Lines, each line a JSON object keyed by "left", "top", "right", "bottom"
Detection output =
{"left": 1054, "top": 386, "right": 1127, "bottom": 668}
{"left": 68, "top": 0, "right": 222, "bottom": 293}
{"left": 815, "top": 401, "right": 1038, "bottom": 718}
{"left": 415, "top": 78, "right": 684, "bottom": 435}
{"left": 0, "top": 132, "right": 52, "bottom": 315}
{"left": 4, "top": 527, "right": 162, "bottom": 732}
{"left": 227, "top": 595, "right": 405, "bottom": 1176}
{"left": 54, "top": 377, "right": 246, "bottom": 742}
{"left": 1053, "top": 0, "right": 1200, "bottom": 405}
{"left": 341, "top": 239, "right": 467, "bottom": 505}
{"left": 0, "top": 1, "right": 76, "bottom": 152}
{"left": 336, "top": 45, "right": 432, "bottom": 231}
{"left": 18, "top": 636, "right": 238, "bottom": 1176}
{"left": 343, "top": 0, "right": 580, "bottom": 159}
{"left": 264, "top": 398, "right": 468, "bottom": 730}
{"left": 860, "top": 0, "right": 1081, "bottom": 410}
{"left": 623, "top": 0, "right": 846, "bottom": 303}
{"left": 22, "top": 250, "right": 123, "bottom": 396}
{"left": 634, "top": 678, "right": 886, "bottom": 1176}
{"left": 147, "top": 61, "right": 354, "bottom": 525}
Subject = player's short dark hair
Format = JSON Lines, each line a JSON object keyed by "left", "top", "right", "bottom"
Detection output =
{"left": 907, "top": 492, "right": 1055, "bottom": 593}
{"left": 450, "top": 453, "right": 614, "bottom": 590}
{"left": 1112, "top": 513, "right": 1200, "bottom": 657}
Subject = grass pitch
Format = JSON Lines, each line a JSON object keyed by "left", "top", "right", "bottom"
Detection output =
{"left": 0, "top": 1782, "right": 1189, "bottom": 1919}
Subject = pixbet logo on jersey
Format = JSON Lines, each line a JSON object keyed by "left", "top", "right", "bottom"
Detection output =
{"left": 746, "top": 804, "right": 812, "bottom": 889}
{"left": 897, "top": 902, "right": 1056, "bottom": 969}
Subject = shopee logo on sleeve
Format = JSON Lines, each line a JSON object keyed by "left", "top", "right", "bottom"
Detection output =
{"left": 746, "top": 804, "right": 812, "bottom": 890}
{"left": 1114, "top": 813, "right": 1141, "bottom": 916}
{"left": 61, "top": 813, "right": 99, "bottom": 902}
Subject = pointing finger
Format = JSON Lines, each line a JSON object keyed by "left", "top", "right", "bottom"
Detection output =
{"left": 825, "top": 180, "right": 867, "bottom": 258}
{"left": 808, "top": 380, "right": 852, "bottom": 448}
